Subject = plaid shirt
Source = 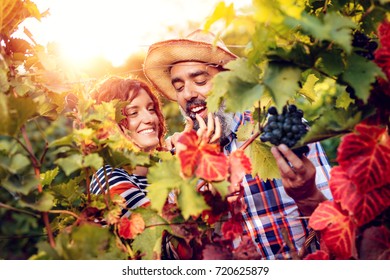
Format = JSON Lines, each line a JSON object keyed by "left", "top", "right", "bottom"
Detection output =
{"left": 225, "top": 112, "right": 332, "bottom": 260}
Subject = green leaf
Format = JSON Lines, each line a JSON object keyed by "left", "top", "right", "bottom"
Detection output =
{"left": 299, "top": 107, "right": 363, "bottom": 144}
{"left": 0, "top": 67, "right": 10, "bottom": 92}
{"left": 13, "top": 82, "right": 33, "bottom": 96}
{"left": 37, "top": 102, "right": 58, "bottom": 120}
{"left": 208, "top": 71, "right": 231, "bottom": 113}
{"left": 51, "top": 175, "right": 85, "bottom": 208}
{"left": 0, "top": 93, "right": 38, "bottom": 137}
{"left": 236, "top": 122, "right": 256, "bottom": 142}
{"left": 287, "top": 12, "right": 356, "bottom": 53}
{"left": 147, "top": 159, "right": 183, "bottom": 214}
{"left": 132, "top": 208, "right": 171, "bottom": 260}
{"left": 48, "top": 224, "right": 126, "bottom": 259}
{"left": 317, "top": 50, "right": 345, "bottom": 76}
{"left": 2, "top": 174, "right": 39, "bottom": 195}
{"left": 208, "top": 58, "right": 263, "bottom": 113}
{"left": 225, "top": 79, "right": 264, "bottom": 112}
{"left": 55, "top": 154, "right": 83, "bottom": 176}
{"left": 83, "top": 153, "right": 103, "bottom": 170}
{"left": 263, "top": 62, "right": 301, "bottom": 111}
{"left": 247, "top": 139, "right": 280, "bottom": 180}
{"left": 9, "top": 153, "right": 31, "bottom": 174}
{"left": 102, "top": 148, "right": 150, "bottom": 169}
{"left": 49, "top": 134, "right": 74, "bottom": 147}
{"left": 336, "top": 90, "right": 354, "bottom": 110}
{"left": 40, "top": 167, "right": 59, "bottom": 186}
{"left": 178, "top": 178, "right": 209, "bottom": 220}
{"left": 211, "top": 180, "right": 230, "bottom": 198}
{"left": 20, "top": 192, "right": 54, "bottom": 212}
{"left": 225, "top": 58, "right": 260, "bottom": 83}
{"left": 342, "top": 54, "right": 385, "bottom": 103}
{"left": 147, "top": 157, "right": 209, "bottom": 219}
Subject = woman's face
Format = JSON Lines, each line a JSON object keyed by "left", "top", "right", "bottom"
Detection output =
{"left": 124, "top": 89, "right": 160, "bottom": 152}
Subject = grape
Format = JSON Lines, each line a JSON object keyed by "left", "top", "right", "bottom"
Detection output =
{"left": 268, "top": 106, "right": 278, "bottom": 115}
{"left": 260, "top": 105, "right": 309, "bottom": 156}
{"left": 352, "top": 31, "right": 369, "bottom": 48}
{"left": 352, "top": 30, "right": 377, "bottom": 60}
{"left": 367, "top": 41, "right": 378, "bottom": 52}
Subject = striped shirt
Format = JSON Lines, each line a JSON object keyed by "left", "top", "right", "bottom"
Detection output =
{"left": 89, "top": 165, "right": 150, "bottom": 217}
{"left": 226, "top": 112, "right": 332, "bottom": 260}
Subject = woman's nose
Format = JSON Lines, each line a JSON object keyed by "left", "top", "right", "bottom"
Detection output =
{"left": 141, "top": 110, "right": 154, "bottom": 123}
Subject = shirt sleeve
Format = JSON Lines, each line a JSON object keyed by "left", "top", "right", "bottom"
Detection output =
{"left": 306, "top": 142, "right": 333, "bottom": 200}
{"left": 89, "top": 166, "right": 150, "bottom": 210}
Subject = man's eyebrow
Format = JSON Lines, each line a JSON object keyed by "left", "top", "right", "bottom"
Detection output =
{"left": 189, "top": 70, "right": 209, "bottom": 78}
{"left": 171, "top": 70, "right": 209, "bottom": 85}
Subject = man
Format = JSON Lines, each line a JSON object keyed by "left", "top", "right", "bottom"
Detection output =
{"left": 143, "top": 30, "right": 332, "bottom": 259}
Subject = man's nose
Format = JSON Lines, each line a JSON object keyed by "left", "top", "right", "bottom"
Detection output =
{"left": 183, "top": 85, "right": 198, "bottom": 101}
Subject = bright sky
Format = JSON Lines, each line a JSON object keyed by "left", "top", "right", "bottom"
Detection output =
{"left": 20, "top": 0, "right": 250, "bottom": 67}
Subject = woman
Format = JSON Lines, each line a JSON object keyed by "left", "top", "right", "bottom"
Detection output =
{"left": 89, "top": 76, "right": 166, "bottom": 217}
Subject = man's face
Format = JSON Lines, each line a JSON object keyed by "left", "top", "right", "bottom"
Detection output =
{"left": 170, "top": 61, "right": 233, "bottom": 145}
{"left": 170, "top": 61, "right": 220, "bottom": 120}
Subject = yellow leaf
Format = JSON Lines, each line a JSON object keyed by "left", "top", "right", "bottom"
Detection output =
{"left": 299, "top": 74, "right": 319, "bottom": 103}
{"left": 247, "top": 139, "right": 280, "bottom": 180}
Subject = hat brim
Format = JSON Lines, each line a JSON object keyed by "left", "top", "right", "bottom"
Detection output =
{"left": 143, "top": 39, "right": 237, "bottom": 101}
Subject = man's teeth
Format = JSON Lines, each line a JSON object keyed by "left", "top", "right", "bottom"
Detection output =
{"left": 139, "top": 129, "right": 154, "bottom": 134}
{"left": 191, "top": 106, "right": 204, "bottom": 113}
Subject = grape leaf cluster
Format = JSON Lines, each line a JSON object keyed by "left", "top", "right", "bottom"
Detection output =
{"left": 352, "top": 31, "right": 378, "bottom": 61}
{"left": 260, "top": 105, "right": 309, "bottom": 155}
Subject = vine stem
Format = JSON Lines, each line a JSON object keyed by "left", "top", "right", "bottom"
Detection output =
{"left": 0, "top": 202, "right": 40, "bottom": 218}
{"left": 20, "top": 125, "right": 56, "bottom": 248}
{"left": 47, "top": 210, "right": 80, "bottom": 220}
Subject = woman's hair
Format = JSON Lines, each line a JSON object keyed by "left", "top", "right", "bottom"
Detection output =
{"left": 91, "top": 76, "right": 167, "bottom": 148}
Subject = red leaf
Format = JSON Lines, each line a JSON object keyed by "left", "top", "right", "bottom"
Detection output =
{"left": 196, "top": 145, "right": 229, "bottom": 181}
{"left": 358, "top": 226, "right": 390, "bottom": 259}
{"left": 229, "top": 150, "right": 252, "bottom": 189}
{"left": 309, "top": 201, "right": 356, "bottom": 259}
{"left": 118, "top": 217, "right": 132, "bottom": 239}
{"left": 176, "top": 131, "right": 199, "bottom": 177}
{"left": 337, "top": 123, "right": 390, "bottom": 193}
{"left": 221, "top": 218, "right": 243, "bottom": 241}
{"left": 176, "top": 131, "right": 229, "bottom": 181}
{"left": 117, "top": 213, "right": 145, "bottom": 239}
{"left": 330, "top": 166, "right": 390, "bottom": 226}
{"left": 202, "top": 244, "right": 233, "bottom": 260}
{"left": 304, "top": 250, "right": 330, "bottom": 260}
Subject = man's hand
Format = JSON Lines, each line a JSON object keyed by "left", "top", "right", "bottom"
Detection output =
{"left": 271, "top": 144, "right": 326, "bottom": 216}
{"left": 165, "top": 113, "right": 221, "bottom": 150}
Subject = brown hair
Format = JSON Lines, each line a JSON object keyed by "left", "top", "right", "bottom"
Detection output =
{"left": 91, "top": 76, "right": 167, "bottom": 148}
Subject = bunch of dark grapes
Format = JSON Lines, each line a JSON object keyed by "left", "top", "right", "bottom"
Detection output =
{"left": 352, "top": 31, "right": 378, "bottom": 61}
{"left": 260, "top": 104, "right": 309, "bottom": 155}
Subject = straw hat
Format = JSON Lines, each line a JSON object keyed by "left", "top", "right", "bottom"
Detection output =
{"left": 143, "top": 29, "right": 238, "bottom": 101}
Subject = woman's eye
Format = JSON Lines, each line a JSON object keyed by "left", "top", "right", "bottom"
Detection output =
{"left": 127, "top": 111, "right": 137, "bottom": 116}
{"left": 148, "top": 107, "right": 156, "bottom": 112}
